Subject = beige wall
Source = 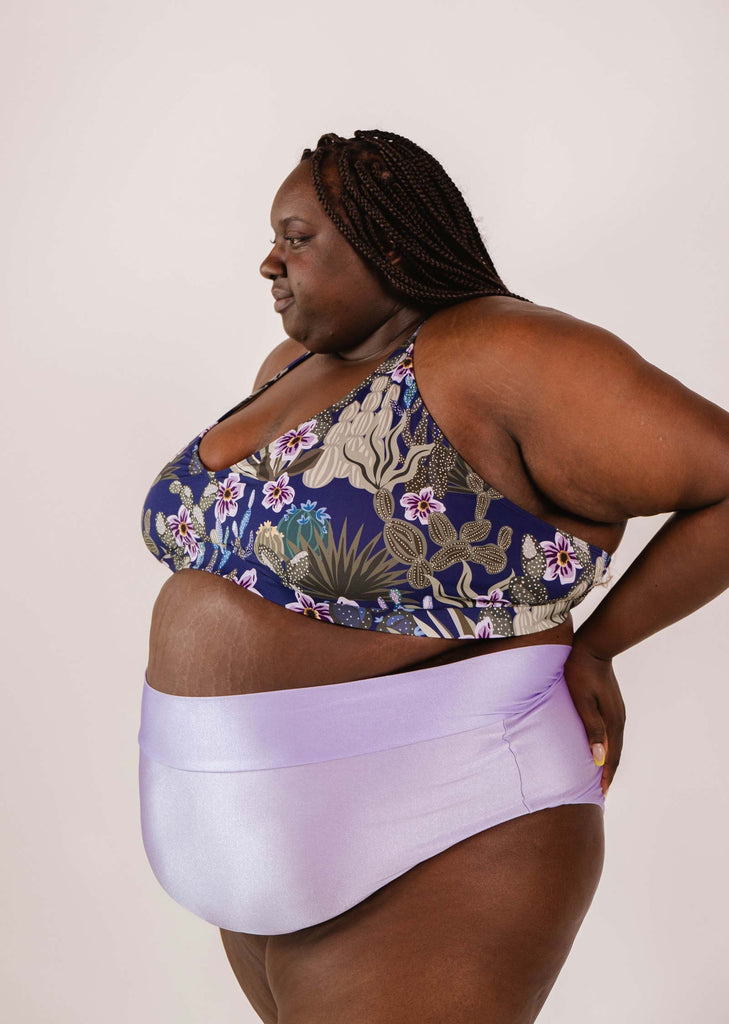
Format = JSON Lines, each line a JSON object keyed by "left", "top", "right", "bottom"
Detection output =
{"left": 3, "top": 1, "right": 728, "bottom": 1020}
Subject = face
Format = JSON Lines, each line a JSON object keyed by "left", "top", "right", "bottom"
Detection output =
{"left": 259, "top": 161, "right": 417, "bottom": 353}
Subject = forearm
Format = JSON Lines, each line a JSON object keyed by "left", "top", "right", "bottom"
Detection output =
{"left": 574, "top": 497, "right": 729, "bottom": 660}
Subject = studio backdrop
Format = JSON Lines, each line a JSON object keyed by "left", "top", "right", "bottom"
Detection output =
{"left": 2, "top": 1, "right": 728, "bottom": 1021}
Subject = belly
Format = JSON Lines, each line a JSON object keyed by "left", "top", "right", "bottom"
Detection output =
{"left": 145, "top": 569, "right": 574, "bottom": 696}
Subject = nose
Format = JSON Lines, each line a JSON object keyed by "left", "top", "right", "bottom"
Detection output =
{"left": 259, "top": 242, "right": 285, "bottom": 280}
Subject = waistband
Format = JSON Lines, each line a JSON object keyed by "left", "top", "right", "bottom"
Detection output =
{"left": 138, "top": 644, "right": 572, "bottom": 772}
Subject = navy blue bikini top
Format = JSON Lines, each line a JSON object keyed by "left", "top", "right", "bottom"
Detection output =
{"left": 142, "top": 322, "right": 612, "bottom": 639}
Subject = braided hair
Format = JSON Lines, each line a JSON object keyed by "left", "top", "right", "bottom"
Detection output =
{"left": 300, "top": 129, "right": 529, "bottom": 309}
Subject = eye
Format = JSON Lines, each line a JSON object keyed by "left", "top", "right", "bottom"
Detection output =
{"left": 268, "top": 234, "right": 312, "bottom": 249}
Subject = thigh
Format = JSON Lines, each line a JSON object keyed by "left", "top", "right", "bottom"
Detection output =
{"left": 266, "top": 804, "right": 605, "bottom": 1024}
{"left": 219, "top": 929, "right": 278, "bottom": 1024}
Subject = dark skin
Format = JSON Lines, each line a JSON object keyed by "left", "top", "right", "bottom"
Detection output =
{"left": 146, "top": 161, "right": 729, "bottom": 1022}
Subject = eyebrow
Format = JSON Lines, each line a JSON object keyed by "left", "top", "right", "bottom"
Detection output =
{"left": 271, "top": 215, "right": 313, "bottom": 229}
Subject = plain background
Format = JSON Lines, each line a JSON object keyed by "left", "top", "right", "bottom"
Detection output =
{"left": 3, "top": 1, "right": 728, "bottom": 1021}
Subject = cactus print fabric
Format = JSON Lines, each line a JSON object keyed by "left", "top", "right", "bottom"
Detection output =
{"left": 142, "top": 322, "right": 612, "bottom": 639}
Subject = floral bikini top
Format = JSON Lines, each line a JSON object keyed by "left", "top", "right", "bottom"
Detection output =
{"left": 141, "top": 321, "right": 612, "bottom": 640}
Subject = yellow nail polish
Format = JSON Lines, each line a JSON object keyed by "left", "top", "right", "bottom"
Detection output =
{"left": 592, "top": 743, "right": 605, "bottom": 766}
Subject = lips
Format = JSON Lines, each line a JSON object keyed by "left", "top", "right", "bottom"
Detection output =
{"left": 271, "top": 286, "right": 295, "bottom": 314}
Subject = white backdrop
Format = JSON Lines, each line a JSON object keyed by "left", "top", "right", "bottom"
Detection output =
{"left": 3, "top": 1, "right": 728, "bottom": 1021}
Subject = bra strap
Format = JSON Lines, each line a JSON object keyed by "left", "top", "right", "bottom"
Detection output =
{"left": 215, "top": 349, "right": 314, "bottom": 425}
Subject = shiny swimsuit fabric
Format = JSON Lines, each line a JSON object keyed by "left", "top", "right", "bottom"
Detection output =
{"left": 138, "top": 643, "right": 604, "bottom": 934}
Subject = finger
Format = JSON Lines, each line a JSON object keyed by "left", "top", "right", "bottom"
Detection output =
{"left": 596, "top": 689, "right": 626, "bottom": 794}
{"left": 598, "top": 703, "right": 626, "bottom": 795}
{"left": 567, "top": 688, "right": 608, "bottom": 768}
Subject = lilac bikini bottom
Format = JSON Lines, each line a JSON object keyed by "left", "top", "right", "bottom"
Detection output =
{"left": 138, "top": 643, "right": 603, "bottom": 935}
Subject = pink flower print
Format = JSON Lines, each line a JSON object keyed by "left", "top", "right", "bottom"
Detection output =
{"left": 475, "top": 589, "right": 509, "bottom": 608}
{"left": 391, "top": 344, "right": 415, "bottom": 385}
{"left": 215, "top": 473, "right": 245, "bottom": 521}
{"left": 233, "top": 568, "right": 262, "bottom": 596}
{"left": 400, "top": 486, "right": 446, "bottom": 525}
{"left": 285, "top": 590, "right": 334, "bottom": 622}
{"left": 476, "top": 616, "right": 494, "bottom": 639}
{"left": 168, "top": 505, "right": 201, "bottom": 559}
{"left": 262, "top": 472, "right": 295, "bottom": 513}
{"left": 540, "top": 532, "right": 580, "bottom": 585}
{"left": 271, "top": 420, "right": 318, "bottom": 463}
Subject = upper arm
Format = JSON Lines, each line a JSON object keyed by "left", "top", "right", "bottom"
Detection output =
{"left": 251, "top": 337, "right": 308, "bottom": 391}
{"left": 487, "top": 311, "right": 729, "bottom": 521}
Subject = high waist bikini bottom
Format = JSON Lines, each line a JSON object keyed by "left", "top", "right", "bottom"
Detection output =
{"left": 138, "top": 643, "right": 604, "bottom": 935}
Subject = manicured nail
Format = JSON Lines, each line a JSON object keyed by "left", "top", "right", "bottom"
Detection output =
{"left": 591, "top": 743, "right": 605, "bottom": 766}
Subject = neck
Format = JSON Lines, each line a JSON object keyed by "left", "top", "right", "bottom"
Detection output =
{"left": 331, "top": 307, "right": 429, "bottom": 364}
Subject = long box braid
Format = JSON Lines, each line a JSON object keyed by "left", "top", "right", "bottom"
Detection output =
{"left": 301, "top": 129, "right": 530, "bottom": 308}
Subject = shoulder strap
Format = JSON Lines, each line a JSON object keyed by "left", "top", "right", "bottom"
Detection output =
{"left": 215, "top": 349, "right": 314, "bottom": 425}
{"left": 409, "top": 317, "right": 430, "bottom": 346}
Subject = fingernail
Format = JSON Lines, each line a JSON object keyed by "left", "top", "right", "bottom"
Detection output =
{"left": 591, "top": 743, "right": 605, "bottom": 766}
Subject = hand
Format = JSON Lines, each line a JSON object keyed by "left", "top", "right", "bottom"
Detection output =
{"left": 563, "top": 640, "right": 626, "bottom": 797}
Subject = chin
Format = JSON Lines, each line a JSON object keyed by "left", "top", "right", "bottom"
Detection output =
{"left": 279, "top": 306, "right": 303, "bottom": 339}
{"left": 282, "top": 317, "right": 326, "bottom": 350}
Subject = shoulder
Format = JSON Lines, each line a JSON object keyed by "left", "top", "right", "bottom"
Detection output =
{"left": 251, "top": 336, "right": 309, "bottom": 390}
{"left": 426, "top": 296, "right": 650, "bottom": 425}
{"left": 431, "top": 295, "right": 645, "bottom": 376}
{"left": 431, "top": 296, "right": 729, "bottom": 520}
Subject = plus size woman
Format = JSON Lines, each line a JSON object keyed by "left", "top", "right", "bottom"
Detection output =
{"left": 139, "top": 130, "right": 729, "bottom": 1023}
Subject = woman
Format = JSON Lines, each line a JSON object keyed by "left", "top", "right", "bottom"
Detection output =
{"left": 139, "top": 130, "right": 729, "bottom": 1023}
